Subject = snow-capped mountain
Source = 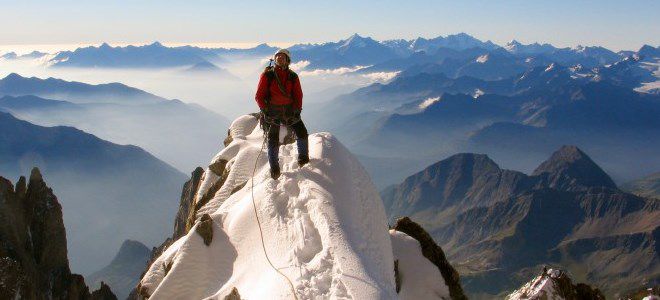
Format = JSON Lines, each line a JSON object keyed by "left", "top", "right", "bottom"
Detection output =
{"left": 135, "top": 114, "right": 464, "bottom": 299}
{"left": 504, "top": 40, "right": 557, "bottom": 55}
{"left": 45, "top": 42, "right": 276, "bottom": 68}
{"left": 290, "top": 33, "right": 400, "bottom": 69}
{"left": 49, "top": 42, "right": 212, "bottom": 68}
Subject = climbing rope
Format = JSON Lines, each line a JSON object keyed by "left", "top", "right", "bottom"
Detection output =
{"left": 250, "top": 119, "right": 299, "bottom": 300}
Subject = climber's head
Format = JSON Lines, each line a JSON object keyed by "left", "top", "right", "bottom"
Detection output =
{"left": 274, "top": 49, "right": 291, "bottom": 67}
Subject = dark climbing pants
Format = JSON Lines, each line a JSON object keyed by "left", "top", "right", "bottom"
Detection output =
{"left": 267, "top": 120, "right": 308, "bottom": 169}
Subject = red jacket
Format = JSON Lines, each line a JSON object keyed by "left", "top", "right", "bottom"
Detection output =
{"left": 255, "top": 66, "right": 303, "bottom": 110}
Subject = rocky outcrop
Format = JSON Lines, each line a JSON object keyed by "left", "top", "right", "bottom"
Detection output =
{"left": 223, "top": 287, "right": 241, "bottom": 300}
{"left": 173, "top": 167, "right": 205, "bottom": 239}
{"left": 87, "top": 240, "right": 150, "bottom": 300}
{"left": 507, "top": 267, "right": 604, "bottom": 300}
{"left": 90, "top": 282, "right": 118, "bottom": 300}
{"left": 0, "top": 168, "right": 117, "bottom": 299}
{"left": 392, "top": 217, "right": 467, "bottom": 300}
{"left": 621, "top": 286, "right": 660, "bottom": 300}
{"left": 195, "top": 214, "right": 214, "bottom": 246}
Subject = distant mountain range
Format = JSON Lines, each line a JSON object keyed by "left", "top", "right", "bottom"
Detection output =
{"left": 1, "top": 51, "right": 48, "bottom": 60}
{"left": 5, "top": 33, "right": 656, "bottom": 72}
{"left": 311, "top": 51, "right": 660, "bottom": 187}
{"left": 0, "top": 111, "right": 187, "bottom": 275}
{"left": 0, "top": 73, "right": 230, "bottom": 172}
{"left": 381, "top": 145, "right": 660, "bottom": 297}
{"left": 0, "top": 72, "right": 165, "bottom": 105}
{"left": 47, "top": 41, "right": 276, "bottom": 68}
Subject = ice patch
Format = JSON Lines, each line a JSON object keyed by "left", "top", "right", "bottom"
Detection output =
{"left": 473, "top": 89, "right": 484, "bottom": 99}
{"left": 418, "top": 96, "right": 440, "bottom": 110}
{"left": 545, "top": 63, "right": 556, "bottom": 72}
{"left": 476, "top": 54, "right": 489, "bottom": 63}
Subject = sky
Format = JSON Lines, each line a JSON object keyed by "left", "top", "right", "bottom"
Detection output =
{"left": 1, "top": 0, "right": 659, "bottom": 52}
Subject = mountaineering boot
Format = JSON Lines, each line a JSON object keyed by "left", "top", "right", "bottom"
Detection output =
{"left": 270, "top": 164, "right": 281, "bottom": 180}
{"left": 297, "top": 137, "right": 309, "bottom": 167}
{"left": 268, "top": 144, "right": 280, "bottom": 179}
{"left": 298, "top": 155, "right": 309, "bottom": 167}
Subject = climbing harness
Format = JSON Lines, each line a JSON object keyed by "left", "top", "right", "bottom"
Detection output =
{"left": 250, "top": 119, "right": 299, "bottom": 300}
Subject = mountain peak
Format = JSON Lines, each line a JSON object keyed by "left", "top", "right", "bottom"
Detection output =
{"left": 148, "top": 41, "right": 164, "bottom": 48}
{"left": 136, "top": 114, "right": 452, "bottom": 299}
{"left": 532, "top": 145, "right": 617, "bottom": 190}
{"left": 638, "top": 44, "right": 660, "bottom": 58}
{"left": 110, "top": 239, "right": 150, "bottom": 265}
{"left": 29, "top": 167, "right": 43, "bottom": 182}
{"left": 349, "top": 33, "right": 363, "bottom": 39}
{"left": 342, "top": 33, "right": 373, "bottom": 45}
{"left": 3, "top": 72, "right": 24, "bottom": 81}
{"left": 440, "top": 153, "right": 500, "bottom": 171}
{"left": 452, "top": 32, "right": 473, "bottom": 38}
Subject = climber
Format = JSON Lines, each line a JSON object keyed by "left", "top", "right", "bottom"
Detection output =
{"left": 255, "top": 48, "right": 309, "bottom": 180}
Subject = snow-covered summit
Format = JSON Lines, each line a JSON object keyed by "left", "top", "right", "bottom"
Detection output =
{"left": 137, "top": 114, "right": 455, "bottom": 299}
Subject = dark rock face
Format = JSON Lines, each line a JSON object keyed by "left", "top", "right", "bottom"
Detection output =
{"left": 392, "top": 217, "right": 467, "bottom": 300}
{"left": 532, "top": 145, "right": 618, "bottom": 191}
{"left": 90, "top": 281, "right": 119, "bottom": 300}
{"left": 196, "top": 214, "right": 214, "bottom": 246}
{"left": 0, "top": 168, "right": 117, "bottom": 299}
{"left": 382, "top": 146, "right": 660, "bottom": 297}
{"left": 223, "top": 287, "right": 241, "bottom": 300}
{"left": 383, "top": 153, "right": 534, "bottom": 222}
{"left": 87, "top": 240, "right": 150, "bottom": 300}
{"left": 173, "top": 167, "right": 205, "bottom": 240}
